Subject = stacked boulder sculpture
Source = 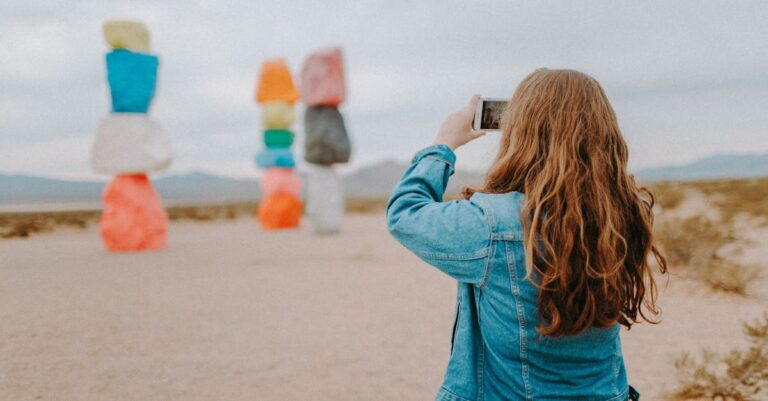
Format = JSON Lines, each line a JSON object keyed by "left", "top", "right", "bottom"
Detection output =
{"left": 92, "top": 20, "right": 171, "bottom": 251}
{"left": 301, "top": 48, "right": 351, "bottom": 234}
{"left": 254, "top": 59, "right": 302, "bottom": 230}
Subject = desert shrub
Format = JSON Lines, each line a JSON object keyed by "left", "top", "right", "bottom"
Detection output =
{"left": 689, "top": 178, "right": 768, "bottom": 225}
{"left": 346, "top": 198, "right": 389, "bottom": 214}
{"left": 673, "top": 313, "right": 768, "bottom": 401}
{"left": 654, "top": 215, "right": 758, "bottom": 294}
{"left": 0, "top": 218, "right": 52, "bottom": 238}
{"left": 166, "top": 203, "right": 256, "bottom": 222}
{"left": 650, "top": 182, "right": 687, "bottom": 210}
{"left": 51, "top": 211, "right": 95, "bottom": 229}
{"left": 700, "top": 257, "right": 761, "bottom": 296}
{"left": 655, "top": 216, "right": 732, "bottom": 266}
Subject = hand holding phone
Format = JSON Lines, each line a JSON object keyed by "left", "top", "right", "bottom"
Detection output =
{"left": 434, "top": 95, "right": 487, "bottom": 150}
{"left": 473, "top": 98, "right": 508, "bottom": 131}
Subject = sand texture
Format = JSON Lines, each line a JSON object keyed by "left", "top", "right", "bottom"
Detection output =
{"left": 0, "top": 215, "right": 766, "bottom": 400}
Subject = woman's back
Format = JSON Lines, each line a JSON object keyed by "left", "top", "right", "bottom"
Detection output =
{"left": 387, "top": 153, "right": 630, "bottom": 400}
{"left": 463, "top": 192, "right": 627, "bottom": 401}
{"left": 387, "top": 69, "right": 661, "bottom": 400}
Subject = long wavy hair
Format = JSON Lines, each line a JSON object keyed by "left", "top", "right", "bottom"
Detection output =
{"left": 465, "top": 69, "right": 667, "bottom": 337}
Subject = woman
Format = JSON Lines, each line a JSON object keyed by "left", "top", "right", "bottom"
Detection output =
{"left": 386, "top": 69, "right": 666, "bottom": 401}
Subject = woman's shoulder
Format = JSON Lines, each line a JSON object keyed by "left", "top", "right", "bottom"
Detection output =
{"left": 468, "top": 191, "right": 525, "bottom": 237}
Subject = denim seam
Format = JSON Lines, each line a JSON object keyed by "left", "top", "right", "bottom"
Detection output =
{"left": 437, "top": 386, "right": 475, "bottom": 401}
{"left": 604, "top": 387, "right": 629, "bottom": 401}
{"left": 476, "top": 299, "right": 485, "bottom": 401}
{"left": 491, "top": 232, "right": 525, "bottom": 241}
{"left": 419, "top": 247, "right": 489, "bottom": 261}
{"left": 412, "top": 144, "right": 456, "bottom": 164}
{"left": 473, "top": 196, "right": 496, "bottom": 289}
{"left": 611, "top": 351, "right": 621, "bottom": 396}
{"left": 423, "top": 154, "right": 456, "bottom": 169}
{"left": 507, "top": 242, "right": 533, "bottom": 400}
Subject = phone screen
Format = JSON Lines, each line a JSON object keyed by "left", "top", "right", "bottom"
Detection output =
{"left": 478, "top": 100, "right": 507, "bottom": 130}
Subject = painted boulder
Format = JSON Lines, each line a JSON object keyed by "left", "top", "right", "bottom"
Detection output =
{"left": 263, "top": 129, "right": 294, "bottom": 148}
{"left": 106, "top": 49, "right": 159, "bottom": 113}
{"left": 91, "top": 114, "right": 172, "bottom": 175}
{"left": 260, "top": 168, "right": 302, "bottom": 197}
{"left": 103, "top": 20, "right": 150, "bottom": 53}
{"left": 261, "top": 101, "right": 296, "bottom": 129}
{"left": 304, "top": 106, "right": 351, "bottom": 165}
{"left": 255, "top": 59, "right": 299, "bottom": 104}
{"left": 255, "top": 148, "right": 296, "bottom": 168}
{"left": 99, "top": 174, "right": 168, "bottom": 252}
{"left": 301, "top": 47, "right": 345, "bottom": 107}
{"left": 306, "top": 165, "right": 343, "bottom": 234}
{"left": 257, "top": 192, "right": 302, "bottom": 230}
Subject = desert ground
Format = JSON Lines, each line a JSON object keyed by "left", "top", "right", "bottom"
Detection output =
{"left": 0, "top": 185, "right": 766, "bottom": 400}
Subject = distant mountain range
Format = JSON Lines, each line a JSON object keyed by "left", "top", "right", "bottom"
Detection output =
{"left": 633, "top": 153, "right": 768, "bottom": 182}
{"left": 1, "top": 153, "right": 765, "bottom": 208}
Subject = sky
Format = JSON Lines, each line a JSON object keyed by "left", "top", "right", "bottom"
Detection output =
{"left": 1, "top": 1, "right": 767, "bottom": 179}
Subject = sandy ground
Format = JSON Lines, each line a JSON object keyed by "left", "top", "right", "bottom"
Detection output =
{"left": 0, "top": 215, "right": 766, "bottom": 401}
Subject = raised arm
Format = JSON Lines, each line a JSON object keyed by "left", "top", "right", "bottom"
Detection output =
{"left": 386, "top": 144, "right": 492, "bottom": 285}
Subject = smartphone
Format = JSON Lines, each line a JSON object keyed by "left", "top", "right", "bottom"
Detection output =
{"left": 473, "top": 98, "right": 508, "bottom": 131}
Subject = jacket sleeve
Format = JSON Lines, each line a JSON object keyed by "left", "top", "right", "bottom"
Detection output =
{"left": 386, "top": 144, "right": 493, "bottom": 285}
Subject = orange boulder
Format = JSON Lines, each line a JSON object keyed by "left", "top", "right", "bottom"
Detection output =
{"left": 255, "top": 58, "right": 299, "bottom": 104}
{"left": 257, "top": 192, "right": 302, "bottom": 230}
{"left": 99, "top": 174, "right": 168, "bottom": 251}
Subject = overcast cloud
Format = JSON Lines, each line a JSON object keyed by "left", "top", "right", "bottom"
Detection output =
{"left": 1, "top": 1, "right": 767, "bottom": 179}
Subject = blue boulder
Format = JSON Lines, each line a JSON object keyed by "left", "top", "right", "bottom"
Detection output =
{"left": 255, "top": 148, "right": 296, "bottom": 168}
{"left": 106, "top": 49, "right": 159, "bottom": 113}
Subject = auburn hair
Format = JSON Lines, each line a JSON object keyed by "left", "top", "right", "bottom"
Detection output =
{"left": 465, "top": 69, "right": 667, "bottom": 337}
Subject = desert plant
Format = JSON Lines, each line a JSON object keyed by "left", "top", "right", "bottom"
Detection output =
{"left": 0, "top": 219, "right": 52, "bottom": 238}
{"left": 650, "top": 182, "right": 687, "bottom": 210}
{"left": 654, "top": 215, "right": 759, "bottom": 295}
{"left": 654, "top": 216, "right": 732, "bottom": 266}
{"left": 345, "top": 198, "right": 389, "bottom": 214}
{"left": 689, "top": 178, "right": 768, "bottom": 225}
{"left": 700, "top": 257, "right": 761, "bottom": 296}
{"left": 673, "top": 313, "right": 768, "bottom": 401}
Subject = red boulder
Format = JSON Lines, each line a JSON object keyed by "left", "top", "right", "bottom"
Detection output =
{"left": 99, "top": 174, "right": 168, "bottom": 251}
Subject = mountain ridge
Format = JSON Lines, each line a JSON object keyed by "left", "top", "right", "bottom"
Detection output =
{"left": 1, "top": 153, "right": 765, "bottom": 207}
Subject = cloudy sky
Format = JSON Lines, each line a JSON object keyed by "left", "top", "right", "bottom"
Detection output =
{"left": 1, "top": 1, "right": 767, "bottom": 179}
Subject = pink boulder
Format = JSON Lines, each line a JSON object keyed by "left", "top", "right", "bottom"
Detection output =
{"left": 99, "top": 174, "right": 168, "bottom": 252}
{"left": 261, "top": 168, "right": 302, "bottom": 197}
{"left": 301, "top": 47, "right": 345, "bottom": 107}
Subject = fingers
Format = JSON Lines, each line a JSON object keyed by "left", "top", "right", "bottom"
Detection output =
{"left": 465, "top": 95, "right": 480, "bottom": 114}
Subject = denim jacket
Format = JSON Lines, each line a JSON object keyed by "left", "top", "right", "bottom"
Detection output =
{"left": 386, "top": 145, "right": 634, "bottom": 401}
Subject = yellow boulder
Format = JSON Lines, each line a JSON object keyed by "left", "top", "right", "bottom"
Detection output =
{"left": 262, "top": 101, "right": 296, "bottom": 129}
{"left": 103, "top": 20, "right": 150, "bottom": 52}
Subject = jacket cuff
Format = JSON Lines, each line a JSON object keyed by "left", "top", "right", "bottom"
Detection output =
{"left": 411, "top": 144, "right": 457, "bottom": 168}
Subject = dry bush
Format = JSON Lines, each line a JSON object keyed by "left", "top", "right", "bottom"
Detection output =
{"left": 0, "top": 210, "right": 98, "bottom": 239}
{"left": 649, "top": 182, "right": 687, "bottom": 210}
{"left": 166, "top": 203, "right": 257, "bottom": 222}
{"left": 689, "top": 178, "right": 768, "bottom": 225}
{"left": 654, "top": 215, "right": 759, "bottom": 295}
{"left": 0, "top": 203, "right": 257, "bottom": 240}
{"left": 655, "top": 216, "right": 732, "bottom": 266}
{"left": 346, "top": 198, "right": 389, "bottom": 214}
{"left": 700, "top": 257, "right": 761, "bottom": 296}
{"left": 0, "top": 218, "right": 52, "bottom": 238}
{"left": 673, "top": 313, "right": 768, "bottom": 401}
